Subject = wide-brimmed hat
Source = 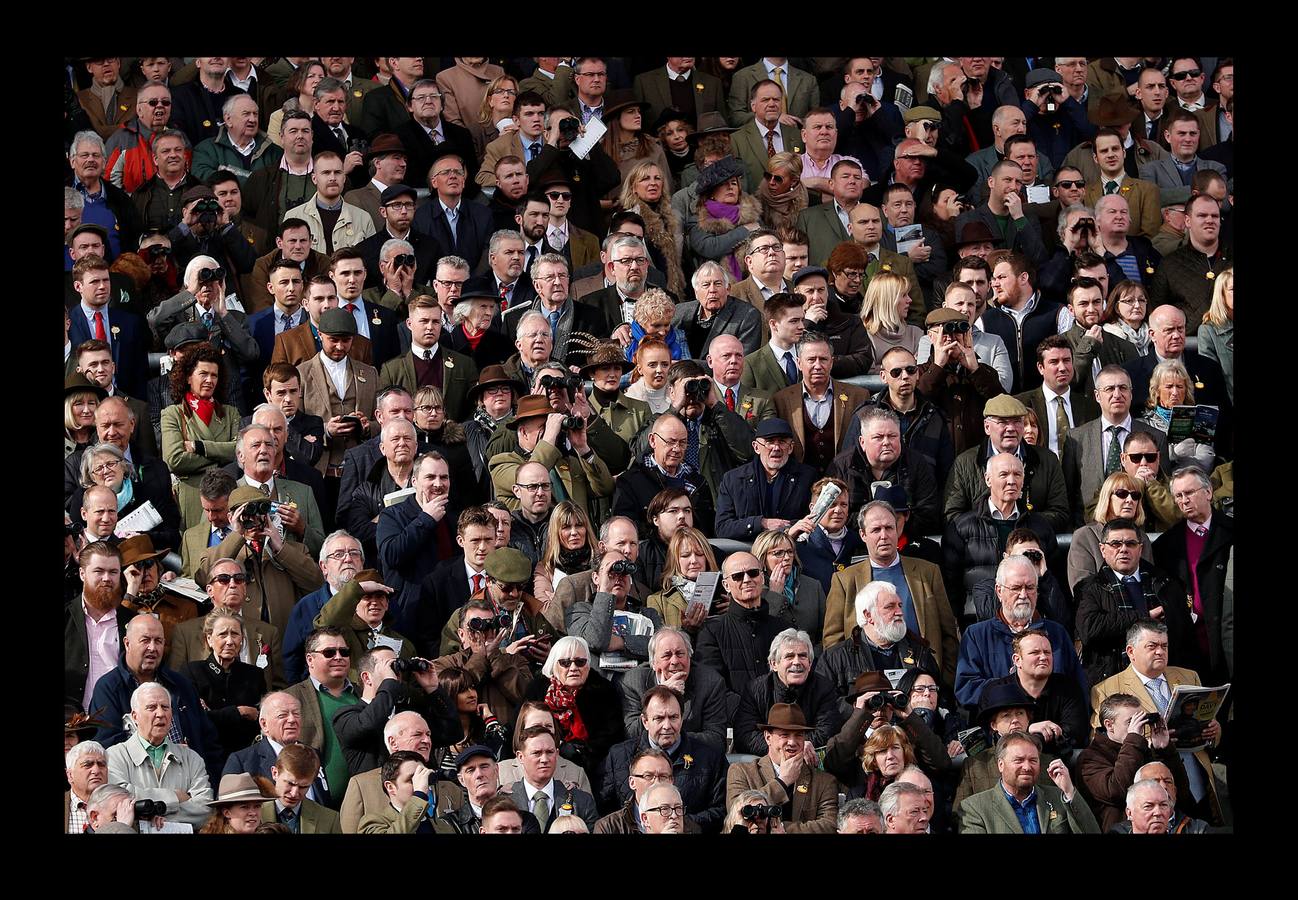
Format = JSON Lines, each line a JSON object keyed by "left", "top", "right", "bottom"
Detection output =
{"left": 651, "top": 106, "right": 691, "bottom": 134}
{"left": 846, "top": 671, "right": 894, "bottom": 701}
{"left": 758, "top": 703, "right": 814, "bottom": 732}
{"left": 505, "top": 393, "right": 553, "bottom": 430}
{"left": 208, "top": 772, "right": 274, "bottom": 806}
{"left": 366, "top": 133, "right": 407, "bottom": 160}
{"left": 687, "top": 111, "right": 737, "bottom": 145}
{"left": 467, "top": 364, "right": 526, "bottom": 405}
{"left": 954, "top": 219, "right": 1002, "bottom": 247}
{"left": 65, "top": 371, "right": 108, "bottom": 401}
{"left": 603, "top": 89, "right": 652, "bottom": 122}
{"left": 1092, "top": 92, "right": 1136, "bottom": 127}
{"left": 976, "top": 681, "right": 1036, "bottom": 728}
{"left": 118, "top": 534, "right": 170, "bottom": 568}
{"left": 354, "top": 568, "right": 394, "bottom": 594}
{"left": 695, "top": 155, "right": 745, "bottom": 197}
{"left": 579, "top": 342, "right": 634, "bottom": 376}
{"left": 65, "top": 707, "right": 113, "bottom": 741}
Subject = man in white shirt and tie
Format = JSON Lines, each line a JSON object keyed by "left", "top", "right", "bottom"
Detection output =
{"left": 510, "top": 724, "right": 598, "bottom": 830}
{"left": 572, "top": 58, "right": 608, "bottom": 123}
{"left": 709, "top": 334, "right": 765, "bottom": 418}
{"left": 1036, "top": 335, "right": 1079, "bottom": 459}
{"left": 751, "top": 80, "right": 787, "bottom": 155}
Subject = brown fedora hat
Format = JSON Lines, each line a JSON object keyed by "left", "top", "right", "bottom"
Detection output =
{"left": 467, "top": 364, "right": 526, "bottom": 406}
{"left": 603, "top": 89, "right": 652, "bottom": 122}
{"left": 1092, "top": 92, "right": 1136, "bottom": 128}
{"left": 118, "top": 534, "right": 170, "bottom": 568}
{"left": 687, "top": 110, "right": 737, "bottom": 145}
{"left": 579, "top": 341, "right": 633, "bottom": 376}
{"left": 365, "top": 133, "right": 407, "bottom": 160}
{"left": 506, "top": 394, "right": 554, "bottom": 430}
{"left": 847, "top": 670, "right": 893, "bottom": 701}
{"left": 65, "top": 371, "right": 108, "bottom": 401}
{"left": 758, "top": 702, "right": 814, "bottom": 732}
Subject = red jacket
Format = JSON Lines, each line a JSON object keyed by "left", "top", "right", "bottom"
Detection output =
{"left": 106, "top": 119, "right": 190, "bottom": 195}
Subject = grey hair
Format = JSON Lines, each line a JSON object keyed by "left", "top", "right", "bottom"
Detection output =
{"left": 380, "top": 417, "right": 417, "bottom": 443}
{"left": 154, "top": 127, "right": 191, "bottom": 151}
{"left": 236, "top": 423, "right": 275, "bottom": 455}
{"left": 879, "top": 780, "right": 927, "bottom": 819}
{"left": 993, "top": 729, "right": 1039, "bottom": 765}
{"left": 207, "top": 557, "right": 242, "bottom": 575}
{"left": 65, "top": 186, "right": 84, "bottom": 210}
{"left": 795, "top": 332, "right": 832, "bottom": 360}
{"left": 598, "top": 515, "right": 637, "bottom": 543}
{"left": 856, "top": 499, "right": 897, "bottom": 533}
{"left": 313, "top": 76, "right": 346, "bottom": 102}
{"left": 690, "top": 260, "right": 731, "bottom": 292}
{"left": 66, "top": 740, "right": 107, "bottom": 771}
{"left": 608, "top": 234, "right": 648, "bottom": 259}
{"left": 383, "top": 710, "right": 429, "bottom": 749}
{"left": 80, "top": 442, "right": 134, "bottom": 489}
{"left": 995, "top": 554, "right": 1039, "bottom": 587}
{"left": 436, "top": 254, "right": 471, "bottom": 274}
{"left": 985, "top": 451, "right": 1025, "bottom": 476}
{"left": 1094, "top": 193, "right": 1129, "bottom": 218}
{"left": 87, "top": 783, "right": 132, "bottom": 815}
{"left": 767, "top": 627, "right": 814, "bottom": 666}
{"left": 647, "top": 626, "right": 693, "bottom": 660}
{"left": 855, "top": 580, "right": 900, "bottom": 629}
{"left": 1057, "top": 202, "right": 1094, "bottom": 238}
{"left": 319, "top": 529, "right": 359, "bottom": 563}
{"left": 183, "top": 254, "right": 221, "bottom": 287}
{"left": 380, "top": 238, "right": 415, "bottom": 262}
{"left": 529, "top": 251, "right": 568, "bottom": 284}
{"left": 1170, "top": 465, "right": 1212, "bottom": 492}
{"left": 488, "top": 229, "right": 525, "bottom": 256}
{"left": 221, "top": 92, "right": 257, "bottom": 119}
{"left": 250, "top": 403, "right": 287, "bottom": 427}
{"left": 641, "top": 781, "right": 682, "bottom": 811}
{"left": 129, "top": 682, "right": 171, "bottom": 713}
{"left": 1125, "top": 617, "right": 1168, "bottom": 648}
{"left": 927, "top": 62, "right": 960, "bottom": 97}
{"left": 71, "top": 130, "right": 106, "bottom": 158}
{"left": 991, "top": 104, "right": 1022, "bottom": 130}
{"left": 837, "top": 798, "right": 883, "bottom": 830}
{"left": 541, "top": 635, "right": 590, "bottom": 678}
{"left": 1126, "top": 778, "right": 1170, "bottom": 810}
{"left": 515, "top": 310, "right": 551, "bottom": 341}
{"left": 857, "top": 405, "right": 900, "bottom": 436}
{"left": 724, "top": 789, "right": 774, "bottom": 832}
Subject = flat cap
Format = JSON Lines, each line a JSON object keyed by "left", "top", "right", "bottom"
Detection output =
{"left": 903, "top": 105, "right": 941, "bottom": 124}
{"left": 1026, "top": 68, "right": 1063, "bottom": 89}
{"left": 484, "top": 547, "right": 532, "bottom": 584}
{"left": 791, "top": 265, "right": 830, "bottom": 287}
{"left": 380, "top": 183, "right": 417, "bottom": 205}
{"left": 164, "top": 322, "right": 210, "bottom": 350}
{"left": 925, "top": 307, "right": 966, "bottom": 327}
{"left": 317, "top": 307, "right": 357, "bottom": 336}
{"left": 453, "top": 744, "right": 497, "bottom": 769}
{"left": 229, "top": 485, "right": 269, "bottom": 507}
{"left": 754, "top": 417, "right": 794, "bottom": 439}
{"left": 983, "top": 394, "right": 1029, "bottom": 418}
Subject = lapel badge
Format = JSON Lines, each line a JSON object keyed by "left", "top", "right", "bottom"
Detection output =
{"left": 695, "top": 83, "right": 705, "bottom": 92}
{"left": 111, "top": 325, "right": 121, "bottom": 336}
{"left": 1205, "top": 271, "right": 1216, "bottom": 280}
{"left": 371, "top": 315, "right": 382, "bottom": 325}
{"left": 835, "top": 563, "right": 845, "bottom": 571}
{"left": 795, "top": 783, "right": 808, "bottom": 794}
{"left": 445, "top": 357, "right": 454, "bottom": 368}
{"left": 1145, "top": 266, "right": 1154, "bottom": 274}
{"left": 881, "top": 264, "right": 892, "bottom": 272}
{"left": 353, "top": 90, "right": 363, "bottom": 98}
{"left": 203, "top": 120, "right": 211, "bottom": 128}
{"left": 683, "top": 754, "right": 694, "bottom": 769}
{"left": 903, "top": 652, "right": 915, "bottom": 665}
{"left": 839, "top": 393, "right": 848, "bottom": 402}
{"left": 1049, "top": 808, "right": 1059, "bottom": 821}
{"left": 1194, "top": 378, "right": 1204, "bottom": 389}
{"left": 356, "top": 373, "right": 366, "bottom": 383}
{"left": 119, "top": 104, "right": 128, "bottom": 112}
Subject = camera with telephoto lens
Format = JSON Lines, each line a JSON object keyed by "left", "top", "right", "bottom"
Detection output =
{"left": 467, "top": 611, "right": 511, "bottom": 633}
{"left": 1071, "top": 217, "right": 1096, "bottom": 235}
{"left": 682, "top": 376, "right": 711, "bottom": 405}
{"left": 346, "top": 137, "right": 369, "bottom": 157}
{"left": 558, "top": 116, "right": 580, "bottom": 141}
{"left": 65, "top": 520, "right": 82, "bottom": 537}
{"left": 390, "top": 657, "right": 431, "bottom": 676}
{"left": 134, "top": 799, "right": 167, "bottom": 818}
{"left": 941, "top": 320, "right": 971, "bottom": 336}
{"left": 741, "top": 803, "right": 782, "bottom": 820}
{"left": 192, "top": 197, "right": 221, "bottom": 226}
{"left": 239, "top": 499, "right": 272, "bottom": 527}
{"left": 607, "top": 559, "right": 638, "bottom": 577}
{"left": 866, "top": 690, "right": 909, "bottom": 711}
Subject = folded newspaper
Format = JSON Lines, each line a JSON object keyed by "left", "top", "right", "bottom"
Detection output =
{"left": 1165, "top": 683, "right": 1230, "bottom": 752}
{"left": 114, "top": 501, "right": 162, "bottom": 538}
{"left": 384, "top": 486, "right": 417, "bottom": 507}
{"left": 597, "top": 610, "right": 655, "bottom": 670}
{"left": 160, "top": 577, "right": 209, "bottom": 604}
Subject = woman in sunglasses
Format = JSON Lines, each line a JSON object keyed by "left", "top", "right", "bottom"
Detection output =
{"left": 752, "top": 530, "right": 826, "bottom": 650}
{"left": 757, "top": 151, "right": 807, "bottom": 232}
{"left": 70, "top": 441, "right": 182, "bottom": 564}
{"left": 1066, "top": 471, "right": 1155, "bottom": 592}
{"left": 524, "top": 635, "right": 624, "bottom": 777}
{"left": 184, "top": 611, "right": 267, "bottom": 758}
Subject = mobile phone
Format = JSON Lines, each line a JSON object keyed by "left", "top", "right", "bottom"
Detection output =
{"left": 340, "top": 415, "right": 362, "bottom": 432}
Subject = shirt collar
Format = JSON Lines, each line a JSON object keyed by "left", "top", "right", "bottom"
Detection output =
{"left": 308, "top": 674, "right": 356, "bottom": 695}
{"left": 244, "top": 474, "right": 275, "bottom": 494}
{"left": 988, "top": 498, "right": 1020, "bottom": 521}
{"left": 1002, "top": 784, "right": 1038, "bottom": 810}
{"left": 666, "top": 64, "right": 691, "bottom": 81}
{"left": 82, "top": 598, "right": 119, "bottom": 623}
{"left": 1189, "top": 515, "right": 1212, "bottom": 536}
{"left": 413, "top": 340, "right": 440, "bottom": 359}
{"left": 802, "top": 379, "right": 832, "bottom": 402}
{"left": 1041, "top": 382, "right": 1070, "bottom": 404}
{"left": 228, "top": 65, "right": 259, "bottom": 90}
{"left": 1136, "top": 669, "right": 1167, "bottom": 692}
{"left": 871, "top": 552, "right": 901, "bottom": 570}
{"left": 1102, "top": 413, "right": 1133, "bottom": 432}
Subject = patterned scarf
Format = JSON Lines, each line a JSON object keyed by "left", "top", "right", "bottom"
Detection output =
{"left": 544, "top": 677, "right": 588, "bottom": 742}
{"left": 1104, "top": 320, "right": 1152, "bottom": 355}
{"left": 186, "top": 391, "right": 215, "bottom": 425}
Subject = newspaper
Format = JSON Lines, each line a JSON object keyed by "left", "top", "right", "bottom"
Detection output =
{"left": 160, "top": 577, "right": 209, "bottom": 605}
{"left": 894, "top": 223, "right": 925, "bottom": 256}
{"left": 687, "top": 572, "right": 721, "bottom": 619}
{"left": 1167, "top": 405, "right": 1219, "bottom": 445}
{"left": 138, "top": 820, "right": 193, "bottom": 834}
{"left": 1165, "top": 683, "right": 1230, "bottom": 752}
{"left": 956, "top": 726, "right": 988, "bottom": 758}
{"left": 115, "top": 501, "right": 162, "bottom": 538}
{"left": 596, "top": 610, "right": 655, "bottom": 670}
{"left": 384, "top": 486, "right": 417, "bottom": 507}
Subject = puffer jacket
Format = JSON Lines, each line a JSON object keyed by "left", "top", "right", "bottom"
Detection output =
{"left": 818, "top": 626, "right": 941, "bottom": 717}
{"left": 732, "top": 670, "right": 844, "bottom": 756}
{"left": 191, "top": 126, "right": 282, "bottom": 184}
{"left": 106, "top": 117, "right": 176, "bottom": 194}
{"left": 941, "top": 502, "right": 1055, "bottom": 615}
{"left": 846, "top": 393, "right": 955, "bottom": 485}
{"left": 695, "top": 595, "right": 786, "bottom": 695}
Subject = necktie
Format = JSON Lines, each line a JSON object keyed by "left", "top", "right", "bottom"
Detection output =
{"left": 209, "top": 526, "right": 229, "bottom": 547}
{"left": 471, "top": 573, "right": 482, "bottom": 596}
{"left": 783, "top": 351, "right": 798, "bottom": 385}
{"left": 527, "top": 246, "right": 538, "bottom": 272}
{"left": 1105, "top": 180, "right": 1118, "bottom": 195}
{"left": 202, "top": 311, "right": 215, "bottom": 331}
{"left": 547, "top": 309, "right": 560, "bottom": 343}
{"left": 675, "top": 73, "right": 687, "bottom": 83}
{"left": 684, "top": 417, "right": 701, "bottom": 471}
{"left": 528, "top": 141, "right": 541, "bottom": 162}
{"left": 548, "top": 228, "right": 566, "bottom": 251}
{"left": 1105, "top": 424, "right": 1124, "bottom": 475}
{"left": 278, "top": 806, "right": 299, "bottom": 833}
{"left": 1121, "top": 575, "right": 1148, "bottom": 615}
{"left": 1147, "top": 119, "right": 1156, "bottom": 140}
{"left": 773, "top": 67, "right": 786, "bottom": 114}
{"left": 445, "top": 205, "right": 458, "bottom": 241}
{"left": 345, "top": 302, "right": 357, "bottom": 314}
{"left": 1053, "top": 396, "right": 1070, "bottom": 451}
{"left": 533, "top": 791, "right": 549, "bottom": 824}
{"left": 499, "top": 282, "right": 510, "bottom": 314}
{"left": 93, "top": 311, "right": 107, "bottom": 342}
{"left": 333, "top": 125, "right": 345, "bottom": 144}
{"left": 424, "top": 348, "right": 434, "bottom": 362}
{"left": 281, "top": 312, "right": 293, "bottom": 330}
{"left": 1150, "top": 678, "right": 1169, "bottom": 715}
{"left": 725, "top": 387, "right": 736, "bottom": 412}
{"left": 259, "top": 482, "right": 271, "bottom": 497}
{"left": 765, "top": 128, "right": 776, "bottom": 158}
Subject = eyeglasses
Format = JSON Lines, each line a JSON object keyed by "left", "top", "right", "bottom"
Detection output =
{"left": 515, "top": 482, "right": 552, "bottom": 493}
{"left": 1118, "top": 296, "right": 1148, "bottom": 305}
{"left": 545, "top": 191, "right": 573, "bottom": 201}
{"left": 208, "top": 573, "right": 249, "bottom": 586}
{"left": 840, "top": 269, "right": 865, "bottom": 280}
{"left": 325, "top": 549, "right": 363, "bottom": 561}
{"left": 910, "top": 685, "right": 939, "bottom": 695}
{"left": 1125, "top": 452, "right": 1158, "bottom": 463}
{"left": 411, "top": 92, "right": 442, "bottom": 102}
{"left": 767, "top": 548, "right": 795, "bottom": 560}
{"left": 1112, "top": 488, "right": 1143, "bottom": 500}
{"left": 645, "top": 804, "right": 685, "bottom": 818}
{"left": 756, "top": 437, "right": 793, "bottom": 448}
{"left": 414, "top": 404, "right": 444, "bottom": 414}
{"left": 1020, "top": 549, "right": 1044, "bottom": 564}
{"left": 612, "top": 256, "right": 648, "bottom": 267}
{"left": 1169, "top": 69, "right": 1202, "bottom": 81}
{"left": 651, "top": 435, "right": 689, "bottom": 448}
{"left": 558, "top": 657, "right": 589, "bottom": 668}
{"left": 747, "top": 243, "right": 784, "bottom": 256}
{"left": 576, "top": 71, "right": 607, "bottom": 79}
{"left": 131, "top": 559, "right": 158, "bottom": 571}
{"left": 886, "top": 365, "right": 919, "bottom": 378}
{"left": 143, "top": 98, "right": 172, "bottom": 107}
{"left": 535, "top": 272, "right": 569, "bottom": 283}
{"left": 433, "top": 168, "right": 466, "bottom": 178}
{"left": 91, "top": 460, "right": 121, "bottom": 476}
{"left": 311, "top": 646, "right": 351, "bottom": 658}
{"left": 433, "top": 277, "right": 467, "bottom": 289}
{"left": 631, "top": 771, "right": 673, "bottom": 783}
{"left": 1172, "top": 487, "right": 1208, "bottom": 501}
{"left": 483, "top": 386, "right": 513, "bottom": 397}
{"left": 1097, "top": 383, "right": 1131, "bottom": 394}
{"left": 728, "top": 568, "right": 762, "bottom": 583}
{"left": 384, "top": 202, "right": 416, "bottom": 211}
{"left": 1054, "top": 179, "right": 1085, "bottom": 190}
{"left": 1103, "top": 539, "right": 1142, "bottom": 549}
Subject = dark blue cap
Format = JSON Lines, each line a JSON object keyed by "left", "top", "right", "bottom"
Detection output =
{"left": 754, "top": 417, "right": 794, "bottom": 439}
{"left": 871, "top": 481, "right": 910, "bottom": 513}
{"left": 453, "top": 744, "right": 496, "bottom": 769}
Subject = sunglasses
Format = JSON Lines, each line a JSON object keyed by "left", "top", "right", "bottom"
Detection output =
{"left": 132, "top": 559, "right": 158, "bottom": 571}
{"left": 1054, "top": 179, "right": 1085, "bottom": 190}
{"left": 1103, "top": 539, "right": 1142, "bottom": 549}
{"left": 208, "top": 573, "right": 248, "bottom": 586}
{"left": 1125, "top": 452, "right": 1158, "bottom": 463}
{"left": 545, "top": 191, "right": 572, "bottom": 201}
{"left": 1169, "top": 69, "right": 1202, "bottom": 81}
{"left": 558, "top": 657, "right": 588, "bottom": 668}
{"left": 1112, "top": 488, "right": 1143, "bottom": 500}
{"left": 144, "top": 98, "right": 172, "bottom": 107}
{"left": 312, "top": 646, "right": 351, "bottom": 658}
{"left": 728, "top": 568, "right": 762, "bottom": 583}
{"left": 918, "top": 121, "right": 938, "bottom": 132}
{"left": 887, "top": 365, "right": 919, "bottom": 378}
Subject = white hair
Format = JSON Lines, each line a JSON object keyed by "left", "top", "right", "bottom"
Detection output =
{"left": 383, "top": 710, "right": 428, "bottom": 750}
{"left": 856, "top": 581, "right": 900, "bottom": 629}
{"left": 541, "top": 635, "right": 590, "bottom": 678}
{"left": 380, "top": 238, "right": 415, "bottom": 261}
{"left": 995, "top": 554, "right": 1039, "bottom": 587}
{"left": 65, "top": 186, "right": 84, "bottom": 210}
{"left": 767, "top": 628, "right": 814, "bottom": 666}
{"left": 1125, "top": 778, "right": 1170, "bottom": 810}
{"left": 66, "top": 740, "right": 107, "bottom": 771}
{"left": 129, "top": 682, "right": 171, "bottom": 714}
{"left": 641, "top": 781, "right": 683, "bottom": 811}
{"left": 318, "top": 529, "right": 358, "bottom": 564}
{"left": 87, "top": 784, "right": 131, "bottom": 815}
{"left": 690, "top": 260, "right": 731, "bottom": 292}
{"left": 1095, "top": 193, "right": 1129, "bottom": 217}
{"left": 71, "top": 130, "right": 106, "bottom": 159}
{"left": 879, "top": 780, "right": 927, "bottom": 819}
{"left": 927, "top": 62, "right": 958, "bottom": 97}
{"left": 515, "top": 310, "right": 551, "bottom": 342}
{"left": 183, "top": 254, "right": 221, "bottom": 288}
{"left": 251, "top": 403, "right": 287, "bottom": 427}
{"left": 381, "top": 417, "right": 417, "bottom": 442}
{"left": 985, "top": 451, "right": 1024, "bottom": 476}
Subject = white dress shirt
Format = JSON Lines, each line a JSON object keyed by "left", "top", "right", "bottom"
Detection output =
{"left": 320, "top": 354, "right": 352, "bottom": 399}
{"left": 1041, "top": 383, "right": 1074, "bottom": 457}
{"left": 1099, "top": 413, "right": 1134, "bottom": 465}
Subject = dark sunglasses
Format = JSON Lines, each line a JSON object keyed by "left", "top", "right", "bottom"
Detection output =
{"left": 918, "top": 121, "right": 938, "bottom": 132}
{"left": 763, "top": 172, "right": 793, "bottom": 184}
{"left": 887, "top": 365, "right": 919, "bottom": 378}
{"left": 1054, "top": 179, "right": 1085, "bottom": 190}
{"left": 545, "top": 190, "right": 572, "bottom": 201}
{"left": 1125, "top": 452, "right": 1158, "bottom": 463}
{"left": 1169, "top": 69, "right": 1202, "bottom": 81}
{"left": 144, "top": 98, "right": 172, "bottom": 107}
{"left": 728, "top": 568, "right": 762, "bottom": 583}
{"left": 1112, "top": 488, "right": 1143, "bottom": 500}
{"left": 1020, "top": 549, "right": 1044, "bottom": 564}
{"left": 132, "top": 559, "right": 158, "bottom": 571}
{"left": 208, "top": 573, "right": 248, "bottom": 586}
{"left": 558, "top": 657, "right": 588, "bottom": 668}
{"left": 312, "top": 646, "right": 351, "bottom": 658}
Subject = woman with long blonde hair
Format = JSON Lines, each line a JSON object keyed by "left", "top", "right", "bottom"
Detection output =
{"left": 860, "top": 271, "right": 921, "bottom": 374}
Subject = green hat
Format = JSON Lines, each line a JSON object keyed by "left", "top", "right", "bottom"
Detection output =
{"left": 229, "top": 485, "right": 268, "bottom": 507}
{"left": 903, "top": 105, "right": 941, "bottom": 124}
{"left": 484, "top": 547, "right": 532, "bottom": 584}
{"left": 983, "top": 394, "right": 1029, "bottom": 418}
{"left": 925, "top": 307, "right": 966, "bottom": 327}
{"left": 317, "top": 307, "right": 358, "bottom": 336}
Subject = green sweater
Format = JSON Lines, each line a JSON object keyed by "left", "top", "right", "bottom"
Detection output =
{"left": 316, "top": 688, "right": 361, "bottom": 795}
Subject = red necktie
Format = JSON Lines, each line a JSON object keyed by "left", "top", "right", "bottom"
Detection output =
{"left": 471, "top": 573, "right": 482, "bottom": 595}
{"left": 94, "top": 311, "right": 107, "bottom": 342}
{"left": 345, "top": 303, "right": 357, "bottom": 313}
{"left": 499, "top": 283, "right": 510, "bottom": 313}
{"left": 725, "top": 387, "right": 736, "bottom": 412}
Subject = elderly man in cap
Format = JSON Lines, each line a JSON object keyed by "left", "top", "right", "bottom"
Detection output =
{"left": 725, "top": 703, "right": 838, "bottom": 834}
{"left": 916, "top": 279, "right": 1013, "bottom": 393}
{"left": 1020, "top": 68, "right": 1090, "bottom": 172}
{"left": 313, "top": 568, "right": 416, "bottom": 681}
{"left": 916, "top": 302, "right": 1007, "bottom": 448}
{"left": 958, "top": 730, "right": 1099, "bottom": 833}
{"left": 943, "top": 393, "right": 1072, "bottom": 533}
{"left": 437, "top": 547, "right": 562, "bottom": 660}
{"left": 104, "top": 682, "right": 216, "bottom": 828}
{"left": 435, "top": 744, "right": 542, "bottom": 833}
{"left": 198, "top": 483, "right": 324, "bottom": 628}
{"left": 714, "top": 417, "right": 817, "bottom": 540}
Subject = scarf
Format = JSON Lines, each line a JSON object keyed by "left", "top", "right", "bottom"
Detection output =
{"left": 1103, "top": 320, "right": 1152, "bottom": 355}
{"left": 629, "top": 320, "right": 685, "bottom": 361}
{"left": 1150, "top": 405, "right": 1173, "bottom": 429}
{"left": 186, "top": 391, "right": 215, "bottom": 425}
{"left": 779, "top": 564, "right": 800, "bottom": 613}
{"left": 558, "top": 545, "right": 592, "bottom": 573}
{"left": 114, "top": 475, "right": 135, "bottom": 512}
{"left": 704, "top": 200, "right": 745, "bottom": 282}
{"left": 459, "top": 325, "right": 484, "bottom": 351}
{"left": 643, "top": 452, "right": 698, "bottom": 490}
{"left": 863, "top": 771, "right": 891, "bottom": 803}
{"left": 756, "top": 179, "right": 808, "bottom": 231}
{"left": 544, "top": 677, "right": 588, "bottom": 742}
{"left": 634, "top": 200, "right": 686, "bottom": 299}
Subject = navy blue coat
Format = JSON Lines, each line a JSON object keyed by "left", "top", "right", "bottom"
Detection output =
{"left": 376, "top": 493, "right": 457, "bottom": 636}
{"left": 412, "top": 197, "right": 495, "bottom": 277}
{"left": 90, "top": 659, "right": 224, "bottom": 785}
{"left": 954, "top": 617, "right": 1087, "bottom": 710}
{"left": 714, "top": 457, "right": 818, "bottom": 541}
{"left": 283, "top": 585, "right": 332, "bottom": 686}
{"left": 596, "top": 732, "right": 728, "bottom": 832}
{"left": 223, "top": 735, "right": 332, "bottom": 806}
{"left": 67, "top": 304, "right": 151, "bottom": 399}
{"left": 799, "top": 526, "right": 866, "bottom": 595}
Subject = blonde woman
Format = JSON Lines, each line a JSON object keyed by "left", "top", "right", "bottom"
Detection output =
{"left": 1067, "top": 471, "right": 1156, "bottom": 591}
{"left": 618, "top": 160, "right": 685, "bottom": 298}
{"left": 1197, "top": 265, "right": 1233, "bottom": 403}
{"left": 751, "top": 530, "right": 827, "bottom": 648}
{"left": 860, "top": 271, "right": 921, "bottom": 375}
{"left": 533, "top": 500, "right": 598, "bottom": 629}
{"left": 468, "top": 74, "right": 519, "bottom": 158}
{"left": 64, "top": 373, "right": 105, "bottom": 457}
{"left": 1141, "top": 359, "right": 1215, "bottom": 470}
{"left": 646, "top": 526, "right": 719, "bottom": 632}
{"left": 626, "top": 287, "right": 687, "bottom": 362}
{"left": 757, "top": 151, "right": 807, "bottom": 231}
{"left": 602, "top": 92, "right": 674, "bottom": 206}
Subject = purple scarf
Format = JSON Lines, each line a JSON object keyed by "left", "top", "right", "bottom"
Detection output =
{"left": 705, "top": 199, "right": 744, "bottom": 282}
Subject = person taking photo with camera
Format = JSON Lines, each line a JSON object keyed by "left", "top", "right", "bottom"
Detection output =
{"left": 313, "top": 568, "right": 416, "bottom": 682}
{"left": 432, "top": 597, "right": 534, "bottom": 732}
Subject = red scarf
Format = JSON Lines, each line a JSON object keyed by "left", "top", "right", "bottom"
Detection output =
{"left": 544, "top": 677, "right": 588, "bottom": 742}
{"left": 460, "top": 325, "right": 484, "bottom": 351}
{"left": 186, "top": 391, "right": 215, "bottom": 425}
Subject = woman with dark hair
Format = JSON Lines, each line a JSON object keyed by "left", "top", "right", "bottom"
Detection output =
{"left": 917, "top": 184, "right": 966, "bottom": 259}
{"left": 602, "top": 93, "right": 674, "bottom": 211}
{"left": 496, "top": 701, "right": 591, "bottom": 793}
{"left": 267, "top": 59, "right": 326, "bottom": 148}
{"left": 688, "top": 155, "right": 763, "bottom": 277}
{"left": 1101, "top": 279, "right": 1152, "bottom": 356}
{"left": 430, "top": 666, "right": 507, "bottom": 778}
{"left": 161, "top": 343, "right": 239, "bottom": 529}
{"left": 699, "top": 57, "right": 742, "bottom": 100}
{"left": 825, "top": 241, "right": 870, "bottom": 316}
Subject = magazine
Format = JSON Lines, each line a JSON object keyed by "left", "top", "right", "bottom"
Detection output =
{"left": 688, "top": 572, "right": 721, "bottom": 619}
{"left": 115, "top": 501, "right": 162, "bottom": 538}
{"left": 894, "top": 223, "right": 924, "bottom": 256}
{"left": 1167, "top": 405, "right": 1219, "bottom": 445}
{"left": 1165, "top": 683, "right": 1230, "bottom": 752}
